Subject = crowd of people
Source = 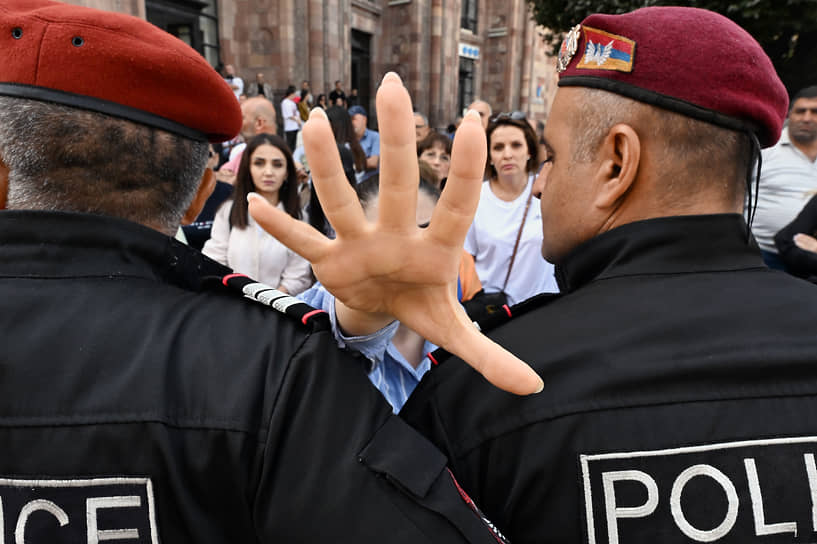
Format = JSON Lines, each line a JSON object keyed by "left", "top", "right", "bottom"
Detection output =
{"left": 4, "top": 1, "right": 817, "bottom": 543}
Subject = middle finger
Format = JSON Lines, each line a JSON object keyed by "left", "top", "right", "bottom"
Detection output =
{"left": 375, "top": 73, "right": 420, "bottom": 232}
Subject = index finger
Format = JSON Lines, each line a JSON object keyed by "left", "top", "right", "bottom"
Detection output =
{"left": 303, "top": 108, "right": 367, "bottom": 238}
{"left": 426, "top": 110, "right": 486, "bottom": 248}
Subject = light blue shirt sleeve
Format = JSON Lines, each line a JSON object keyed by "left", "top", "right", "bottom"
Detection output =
{"left": 297, "top": 283, "right": 397, "bottom": 365}
{"left": 297, "top": 283, "right": 434, "bottom": 412}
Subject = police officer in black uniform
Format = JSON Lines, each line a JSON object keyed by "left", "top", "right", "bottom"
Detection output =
{"left": 260, "top": 6, "right": 817, "bottom": 544}
{"left": 397, "top": 8, "right": 817, "bottom": 543}
{"left": 0, "top": 1, "right": 512, "bottom": 542}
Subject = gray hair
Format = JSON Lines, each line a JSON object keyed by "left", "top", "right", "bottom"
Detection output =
{"left": 414, "top": 111, "right": 429, "bottom": 125}
{"left": 569, "top": 88, "right": 749, "bottom": 204}
{"left": 0, "top": 96, "right": 208, "bottom": 233}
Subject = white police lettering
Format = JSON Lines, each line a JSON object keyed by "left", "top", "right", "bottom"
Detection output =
{"left": 0, "top": 478, "right": 158, "bottom": 543}
{"left": 669, "top": 464, "right": 738, "bottom": 541}
{"left": 87, "top": 496, "right": 141, "bottom": 543}
{"left": 744, "top": 458, "right": 797, "bottom": 536}
{"left": 15, "top": 499, "right": 69, "bottom": 543}
{"left": 581, "top": 436, "right": 817, "bottom": 543}
{"left": 601, "top": 470, "right": 658, "bottom": 544}
{"left": 805, "top": 453, "right": 817, "bottom": 531}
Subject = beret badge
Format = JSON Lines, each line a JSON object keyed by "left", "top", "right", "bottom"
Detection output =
{"left": 557, "top": 24, "right": 581, "bottom": 73}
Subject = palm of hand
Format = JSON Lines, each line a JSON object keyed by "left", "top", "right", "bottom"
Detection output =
{"left": 249, "top": 73, "right": 542, "bottom": 396}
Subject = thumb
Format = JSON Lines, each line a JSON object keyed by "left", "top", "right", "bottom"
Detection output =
{"left": 413, "top": 300, "right": 543, "bottom": 395}
{"left": 443, "top": 310, "right": 544, "bottom": 395}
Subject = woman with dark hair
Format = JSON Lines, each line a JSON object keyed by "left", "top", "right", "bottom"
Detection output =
{"left": 203, "top": 133, "right": 313, "bottom": 294}
{"left": 417, "top": 131, "right": 452, "bottom": 188}
{"left": 464, "top": 113, "right": 558, "bottom": 306}
{"left": 315, "top": 94, "right": 328, "bottom": 109}
{"left": 307, "top": 106, "right": 366, "bottom": 237}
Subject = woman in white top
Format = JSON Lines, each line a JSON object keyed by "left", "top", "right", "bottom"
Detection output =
{"left": 464, "top": 113, "right": 558, "bottom": 305}
{"left": 203, "top": 133, "right": 313, "bottom": 295}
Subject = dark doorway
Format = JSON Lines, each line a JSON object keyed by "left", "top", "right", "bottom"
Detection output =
{"left": 458, "top": 58, "right": 475, "bottom": 116}
{"left": 351, "top": 30, "right": 373, "bottom": 127}
{"left": 146, "top": 0, "right": 207, "bottom": 55}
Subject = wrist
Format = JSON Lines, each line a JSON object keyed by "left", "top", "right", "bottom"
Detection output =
{"left": 335, "top": 300, "right": 394, "bottom": 337}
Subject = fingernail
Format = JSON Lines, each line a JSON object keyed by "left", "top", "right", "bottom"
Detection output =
{"left": 465, "top": 109, "right": 480, "bottom": 121}
{"left": 309, "top": 107, "right": 327, "bottom": 120}
{"left": 247, "top": 192, "right": 263, "bottom": 204}
{"left": 381, "top": 72, "right": 402, "bottom": 85}
{"left": 533, "top": 378, "right": 544, "bottom": 394}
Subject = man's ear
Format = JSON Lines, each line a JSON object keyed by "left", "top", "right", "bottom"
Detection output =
{"left": 0, "top": 156, "right": 8, "bottom": 210}
{"left": 593, "top": 123, "right": 641, "bottom": 209}
{"left": 181, "top": 168, "right": 216, "bottom": 225}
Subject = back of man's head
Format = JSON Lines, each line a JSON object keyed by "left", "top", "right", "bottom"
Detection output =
{"left": 537, "top": 6, "right": 788, "bottom": 262}
{"left": 241, "top": 96, "right": 277, "bottom": 139}
{"left": 0, "top": 0, "right": 241, "bottom": 234}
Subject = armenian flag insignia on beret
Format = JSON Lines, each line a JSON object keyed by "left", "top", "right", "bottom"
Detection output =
{"left": 576, "top": 26, "right": 635, "bottom": 73}
{"left": 556, "top": 7, "right": 788, "bottom": 148}
{"left": 0, "top": 0, "right": 241, "bottom": 143}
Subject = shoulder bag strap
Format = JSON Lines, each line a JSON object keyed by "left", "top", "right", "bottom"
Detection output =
{"left": 502, "top": 189, "right": 534, "bottom": 291}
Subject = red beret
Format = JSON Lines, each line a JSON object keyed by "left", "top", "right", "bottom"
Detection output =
{"left": 0, "top": 0, "right": 241, "bottom": 143}
{"left": 557, "top": 7, "right": 788, "bottom": 148}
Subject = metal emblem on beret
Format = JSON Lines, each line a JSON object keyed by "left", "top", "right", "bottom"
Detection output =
{"left": 557, "top": 24, "right": 581, "bottom": 73}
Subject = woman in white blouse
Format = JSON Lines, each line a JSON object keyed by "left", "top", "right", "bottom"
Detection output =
{"left": 203, "top": 133, "right": 313, "bottom": 294}
{"left": 464, "top": 113, "right": 559, "bottom": 305}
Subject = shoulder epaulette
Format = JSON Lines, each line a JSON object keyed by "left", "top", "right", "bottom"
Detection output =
{"left": 220, "top": 273, "right": 330, "bottom": 330}
{"left": 427, "top": 292, "right": 563, "bottom": 367}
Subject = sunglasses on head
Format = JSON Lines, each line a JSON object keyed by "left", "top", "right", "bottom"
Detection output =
{"left": 491, "top": 111, "right": 526, "bottom": 122}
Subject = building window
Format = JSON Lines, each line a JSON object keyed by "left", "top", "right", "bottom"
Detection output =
{"left": 458, "top": 58, "right": 475, "bottom": 116}
{"left": 146, "top": 0, "right": 220, "bottom": 67}
{"left": 461, "top": 0, "right": 477, "bottom": 33}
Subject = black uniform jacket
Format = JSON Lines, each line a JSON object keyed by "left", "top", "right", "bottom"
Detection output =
{"left": 0, "top": 211, "right": 504, "bottom": 544}
{"left": 402, "top": 214, "right": 817, "bottom": 544}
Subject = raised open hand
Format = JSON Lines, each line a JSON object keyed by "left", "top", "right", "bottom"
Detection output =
{"left": 248, "top": 72, "right": 543, "bottom": 395}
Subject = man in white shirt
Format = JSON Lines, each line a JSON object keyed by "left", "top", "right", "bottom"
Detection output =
{"left": 223, "top": 64, "right": 243, "bottom": 100}
{"left": 752, "top": 86, "right": 817, "bottom": 269}
{"left": 281, "top": 85, "right": 302, "bottom": 152}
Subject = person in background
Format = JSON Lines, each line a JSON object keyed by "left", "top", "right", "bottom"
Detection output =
{"left": 348, "top": 88, "right": 359, "bottom": 107}
{"left": 246, "top": 72, "right": 272, "bottom": 100}
{"left": 223, "top": 63, "right": 243, "bottom": 100}
{"left": 465, "top": 113, "right": 558, "bottom": 306}
{"left": 329, "top": 80, "right": 346, "bottom": 107}
{"left": 216, "top": 96, "right": 278, "bottom": 185}
{"left": 417, "top": 131, "right": 452, "bottom": 189}
{"left": 298, "top": 88, "right": 311, "bottom": 122}
{"left": 751, "top": 86, "right": 817, "bottom": 269}
{"left": 315, "top": 93, "right": 328, "bottom": 109}
{"left": 203, "top": 133, "right": 313, "bottom": 294}
{"left": 414, "top": 111, "right": 432, "bottom": 141}
{"left": 349, "top": 105, "right": 380, "bottom": 183}
{"left": 467, "top": 99, "right": 492, "bottom": 130}
{"left": 774, "top": 191, "right": 817, "bottom": 280}
{"left": 281, "top": 85, "right": 302, "bottom": 152}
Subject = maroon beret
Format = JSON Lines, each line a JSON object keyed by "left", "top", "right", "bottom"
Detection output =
{"left": 0, "top": 0, "right": 241, "bottom": 142}
{"left": 557, "top": 7, "right": 788, "bottom": 148}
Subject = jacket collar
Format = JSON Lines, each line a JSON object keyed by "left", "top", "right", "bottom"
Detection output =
{"left": 0, "top": 210, "right": 231, "bottom": 291}
{"left": 554, "top": 214, "right": 765, "bottom": 293}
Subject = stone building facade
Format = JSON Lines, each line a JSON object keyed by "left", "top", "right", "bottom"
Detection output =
{"left": 61, "top": 0, "right": 559, "bottom": 130}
